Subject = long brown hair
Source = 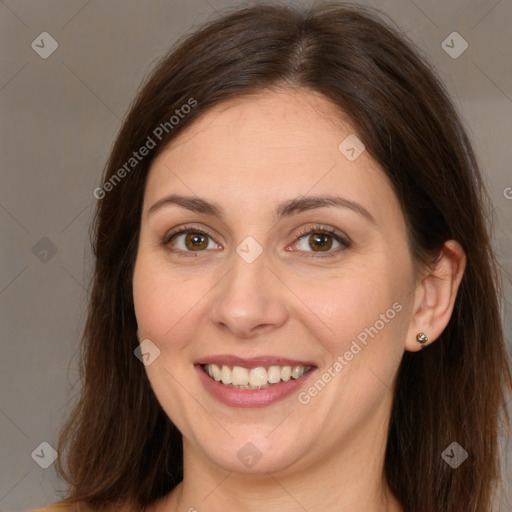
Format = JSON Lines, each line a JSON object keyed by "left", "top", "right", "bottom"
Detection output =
{"left": 54, "top": 2, "right": 511, "bottom": 511}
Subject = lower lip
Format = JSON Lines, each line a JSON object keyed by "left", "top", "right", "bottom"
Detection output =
{"left": 195, "top": 365, "right": 317, "bottom": 408}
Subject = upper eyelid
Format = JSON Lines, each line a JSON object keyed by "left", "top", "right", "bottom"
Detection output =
{"left": 163, "top": 224, "right": 218, "bottom": 244}
{"left": 164, "top": 223, "right": 350, "bottom": 250}
{"left": 294, "top": 224, "right": 350, "bottom": 241}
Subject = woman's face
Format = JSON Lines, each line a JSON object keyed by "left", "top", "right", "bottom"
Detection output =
{"left": 133, "top": 88, "right": 418, "bottom": 474}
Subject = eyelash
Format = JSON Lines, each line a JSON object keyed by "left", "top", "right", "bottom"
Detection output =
{"left": 161, "top": 223, "right": 351, "bottom": 258}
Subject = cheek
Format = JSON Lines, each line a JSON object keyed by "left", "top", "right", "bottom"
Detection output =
{"left": 132, "top": 253, "right": 196, "bottom": 346}
{"left": 288, "top": 260, "right": 407, "bottom": 356}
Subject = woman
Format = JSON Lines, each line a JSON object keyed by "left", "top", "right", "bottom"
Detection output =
{"left": 33, "top": 2, "right": 511, "bottom": 511}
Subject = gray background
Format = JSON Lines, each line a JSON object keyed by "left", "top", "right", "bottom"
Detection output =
{"left": 1, "top": 0, "right": 511, "bottom": 510}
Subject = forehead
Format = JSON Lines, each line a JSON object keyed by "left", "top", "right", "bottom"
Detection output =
{"left": 143, "top": 88, "right": 401, "bottom": 227}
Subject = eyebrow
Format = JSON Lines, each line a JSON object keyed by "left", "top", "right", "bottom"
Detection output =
{"left": 148, "top": 193, "right": 376, "bottom": 224}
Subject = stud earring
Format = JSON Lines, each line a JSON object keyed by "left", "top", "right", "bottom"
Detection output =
{"left": 416, "top": 332, "right": 429, "bottom": 345}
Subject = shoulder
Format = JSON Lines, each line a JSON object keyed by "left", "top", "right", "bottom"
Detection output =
{"left": 30, "top": 502, "right": 82, "bottom": 512}
{"left": 31, "top": 505, "right": 75, "bottom": 512}
{"left": 31, "top": 502, "right": 130, "bottom": 512}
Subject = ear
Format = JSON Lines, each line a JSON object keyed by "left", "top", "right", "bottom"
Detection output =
{"left": 405, "top": 240, "right": 466, "bottom": 352}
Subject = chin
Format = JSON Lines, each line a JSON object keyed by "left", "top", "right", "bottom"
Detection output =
{"left": 190, "top": 429, "right": 307, "bottom": 474}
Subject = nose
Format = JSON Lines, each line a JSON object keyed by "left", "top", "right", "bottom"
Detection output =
{"left": 208, "top": 250, "right": 288, "bottom": 338}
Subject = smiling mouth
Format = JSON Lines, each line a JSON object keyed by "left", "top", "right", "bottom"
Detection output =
{"left": 202, "top": 363, "right": 315, "bottom": 390}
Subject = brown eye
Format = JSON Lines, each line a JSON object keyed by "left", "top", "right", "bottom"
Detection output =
{"left": 292, "top": 226, "right": 350, "bottom": 257}
{"left": 164, "top": 228, "right": 221, "bottom": 253}
{"left": 183, "top": 232, "right": 209, "bottom": 251}
{"left": 308, "top": 233, "right": 333, "bottom": 252}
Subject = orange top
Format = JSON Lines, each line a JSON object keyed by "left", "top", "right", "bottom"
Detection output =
{"left": 31, "top": 504, "right": 79, "bottom": 512}
{"left": 30, "top": 502, "right": 142, "bottom": 512}
{"left": 30, "top": 503, "right": 114, "bottom": 512}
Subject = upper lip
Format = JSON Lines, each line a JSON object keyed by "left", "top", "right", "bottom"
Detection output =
{"left": 195, "top": 355, "right": 317, "bottom": 369}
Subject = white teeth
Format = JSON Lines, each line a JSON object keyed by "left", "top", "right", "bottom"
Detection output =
{"left": 267, "top": 366, "right": 281, "bottom": 384}
{"left": 211, "top": 364, "right": 222, "bottom": 381}
{"left": 281, "top": 366, "right": 292, "bottom": 381}
{"left": 291, "top": 365, "right": 305, "bottom": 379}
{"left": 249, "top": 367, "right": 268, "bottom": 387}
{"left": 204, "top": 364, "right": 311, "bottom": 388}
{"left": 221, "top": 365, "right": 232, "bottom": 385}
{"left": 232, "top": 366, "right": 249, "bottom": 386}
